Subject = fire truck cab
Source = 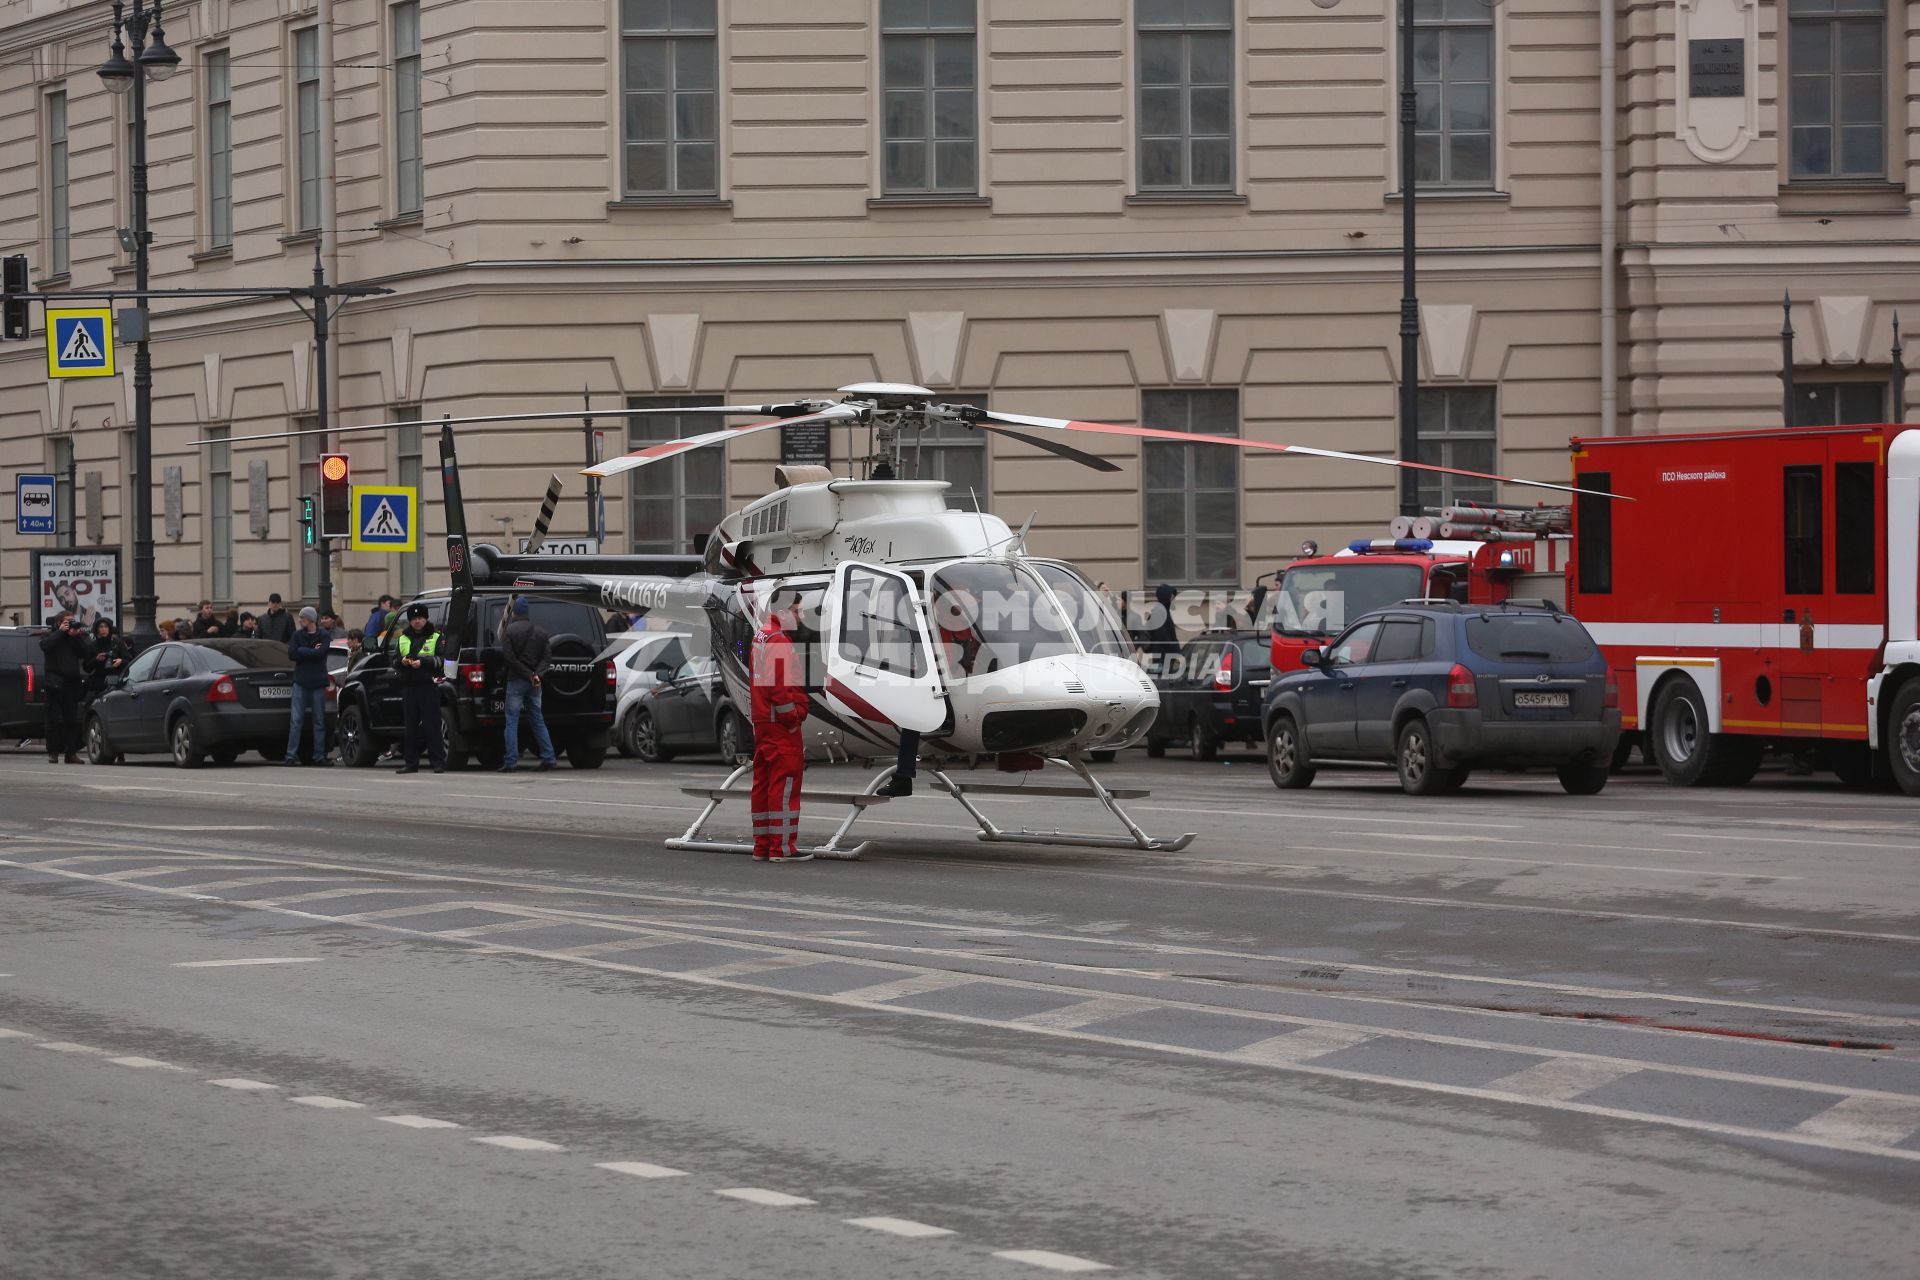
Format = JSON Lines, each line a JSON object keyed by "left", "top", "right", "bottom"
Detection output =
{"left": 1568, "top": 424, "right": 1920, "bottom": 795}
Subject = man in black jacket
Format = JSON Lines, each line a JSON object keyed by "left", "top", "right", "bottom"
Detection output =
{"left": 83, "top": 618, "right": 131, "bottom": 704}
{"left": 257, "top": 593, "right": 296, "bottom": 644}
{"left": 498, "top": 597, "right": 557, "bottom": 772}
{"left": 39, "top": 613, "right": 88, "bottom": 763}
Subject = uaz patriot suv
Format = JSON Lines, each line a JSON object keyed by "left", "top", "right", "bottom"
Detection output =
{"left": 336, "top": 591, "right": 615, "bottom": 770}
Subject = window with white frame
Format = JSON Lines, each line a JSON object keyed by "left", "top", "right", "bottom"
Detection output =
{"left": 1142, "top": 389, "right": 1239, "bottom": 585}
{"left": 47, "top": 91, "right": 69, "bottom": 276}
{"left": 1136, "top": 0, "right": 1234, "bottom": 193}
{"left": 912, "top": 396, "right": 988, "bottom": 509}
{"left": 393, "top": 2, "right": 423, "bottom": 213}
{"left": 1788, "top": 0, "right": 1886, "bottom": 180}
{"left": 295, "top": 27, "right": 321, "bottom": 231}
{"left": 1415, "top": 387, "right": 1497, "bottom": 509}
{"left": 208, "top": 426, "right": 233, "bottom": 602}
{"left": 619, "top": 0, "right": 719, "bottom": 197}
{"left": 628, "top": 397, "right": 725, "bottom": 554}
{"left": 206, "top": 50, "right": 233, "bottom": 247}
{"left": 881, "top": 0, "right": 978, "bottom": 195}
{"left": 1412, "top": 0, "right": 1494, "bottom": 188}
{"left": 396, "top": 412, "right": 424, "bottom": 596}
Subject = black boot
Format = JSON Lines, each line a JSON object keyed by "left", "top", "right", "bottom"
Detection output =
{"left": 878, "top": 775, "right": 913, "bottom": 798}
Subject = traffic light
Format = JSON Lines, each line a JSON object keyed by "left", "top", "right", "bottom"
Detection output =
{"left": 2, "top": 255, "right": 28, "bottom": 341}
{"left": 318, "top": 453, "right": 350, "bottom": 539}
{"left": 301, "top": 495, "right": 316, "bottom": 549}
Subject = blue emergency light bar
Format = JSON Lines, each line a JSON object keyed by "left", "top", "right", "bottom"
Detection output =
{"left": 1347, "top": 538, "right": 1435, "bottom": 554}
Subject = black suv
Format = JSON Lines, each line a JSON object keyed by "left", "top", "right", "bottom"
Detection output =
{"left": 1144, "top": 631, "right": 1272, "bottom": 760}
{"left": 0, "top": 625, "right": 48, "bottom": 741}
{"left": 335, "top": 591, "right": 615, "bottom": 770}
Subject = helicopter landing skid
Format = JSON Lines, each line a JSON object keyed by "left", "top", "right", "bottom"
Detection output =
{"left": 667, "top": 762, "right": 882, "bottom": 860}
{"left": 922, "top": 752, "right": 1197, "bottom": 853}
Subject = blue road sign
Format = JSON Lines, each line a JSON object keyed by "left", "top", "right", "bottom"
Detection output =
{"left": 46, "top": 309, "right": 115, "bottom": 378}
{"left": 351, "top": 485, "right": 417, "bottom": 552}
{"left": 17, "top": 473, "right": 56, "bottom": 535}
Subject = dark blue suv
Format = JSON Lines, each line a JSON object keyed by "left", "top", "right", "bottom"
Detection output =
{"left": 1263, "top": 601, "right": 1621, "bottom": 796}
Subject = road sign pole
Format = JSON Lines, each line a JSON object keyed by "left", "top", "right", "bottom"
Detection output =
{"left": 128, "top": 56, "right": 158, "bottom": 647}
{"left": 313, "top": 244, "right": 334, "bottom": 618}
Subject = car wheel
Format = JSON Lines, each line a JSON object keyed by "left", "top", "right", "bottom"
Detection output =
{"left": 210, "top": 745, "right": 242, "bottom": 767}
{"left": 1265, "top": 714, "right": 1315, "bottom": 790}
{"left": 1395, "top": 718, "right": 1454, "bottom": 796}
{"left": 1888, "top": 680, "right": 1920, "bottom": 798}
{"left": 1144, "top": 737, "right": 1166, "bottom": 759}
{"left": 85, "top": 715, "right": 119, "bottom": 766}
{"left": 615, "top": 709, "right": 640, "bottom": 759}
{"left": 632, "top": 709, "right": 672, "bottom": 763}
{"left": 1609, "top": 733, "right": 1638, "bottom": 773}
{"left": 567, "top": 740, "right": 609, "bottom": 770}
{"left": 1648, "top": 676, "right": 1759, "bottom": 787}
{"left": 440, "top": 705, "right": 470, "bottom": 771}
{"left": 1440, "top": 768, "right": 1471, "bottom": 793}
{"left": 339, "top": 703, "right": 380, "bottom": 768}
{"left": 717, "top": 708, "right": 748, "bottom": 764}
{"left": 1557, "top": 762, "right": 1609, "bottom": 795}
{"left": 1188, "top": 718, "right": 1217, "bottom": 762}
{"left": 170, "top": 715, "right": 205, "bottom": 769}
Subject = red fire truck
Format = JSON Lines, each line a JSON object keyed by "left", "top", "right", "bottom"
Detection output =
{"left": 1567, "top": 424, "right": 1920, "bottom": 795}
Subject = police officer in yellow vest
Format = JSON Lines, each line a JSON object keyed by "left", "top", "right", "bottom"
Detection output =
{"left": 395, "top": 603, "right": 448, "bottom": 774}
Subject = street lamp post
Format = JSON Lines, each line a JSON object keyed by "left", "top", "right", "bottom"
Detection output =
{"left": 1395, "top": 0, "right": 1421, "bottom": 518}
{"left": 98, "top": 0, "right": 180, "bottom": 649}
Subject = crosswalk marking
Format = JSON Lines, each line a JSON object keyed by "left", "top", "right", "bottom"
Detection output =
{"left": 835, "top": 971, "right": 978, "bottom": 1003}
{"left": 1482, "top": 1057, "right": 1641, "bottom": 1102}
{"left": 715, "top": 1187, "right": 816, "bottom": 1207}
{"left": 844, "top": 1216, "right": 955, "bottom": 1239}
{"left": 1791, "top": 1094, "right": 1920, "bottom": 1148}
{"left": 1230, "top": 1026, "right": 1376, "bottom": 1065}
{"left": 1014, "top": 998, "right": 1146, "bottom": 1031}
{"left": 596, "top": 1160, "right": 688, "bottom": 1179}
{"left": 991, "top": 1249, "right": 1112, "bottom": 1273}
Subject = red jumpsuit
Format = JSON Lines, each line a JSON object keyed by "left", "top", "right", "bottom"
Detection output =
{"left": 750, "top": 616, "right": 810, "bottom": 860}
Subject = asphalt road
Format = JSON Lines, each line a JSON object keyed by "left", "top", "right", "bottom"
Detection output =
{"left": 2, "top": 745, "right": 1917, "bottom": 1279}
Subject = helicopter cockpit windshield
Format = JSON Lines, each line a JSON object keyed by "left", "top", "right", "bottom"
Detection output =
{"left": 928, "top": 561, "right": 1081, "bottom": 676}
{"left": 1031, "top": 562, "right": 1131, "bottom": 658}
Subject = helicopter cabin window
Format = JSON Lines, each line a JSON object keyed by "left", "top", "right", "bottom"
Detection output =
{"left": 838, "top": 572, "right": 927, "bottom": 678}
{"left": 913, "top": 394, "right": 988, "bottom": 509}
{"left": 881, "top": 0, "right": 978, "bottom": 196}
{"left": 1142, "top": 389, "right": 1240, "bottom": 586}
{"left": 620, "top": 0, "right": 720, "bottom": 198}
{"left": 628, "top": 396, "right": 727, "bottom": 556}
{"left": 930, "top": 561, "right": 1079, "bottom": 672}
{"left": 1033, "top": 563, "right": 1132, "bottom": 658}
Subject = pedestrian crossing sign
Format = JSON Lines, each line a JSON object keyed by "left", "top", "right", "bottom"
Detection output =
{"left": 46, "top": 308, "right": 115, "bottom": 379}
{"left": 350, "top": 485, "right": 418, "bottom": 552}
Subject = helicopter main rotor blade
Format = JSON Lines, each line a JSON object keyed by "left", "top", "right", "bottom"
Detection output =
{"left": 979, "top": 410, "right": 1623, "bottom": 500}
{"left": 583, "top": 404, "right": 865, "bottom": 480}
{"left": 191, "top": 402, "right": 833, "bottom": 448}
{"left": 969, "top": 423, "right": 1122, "bottom": 473}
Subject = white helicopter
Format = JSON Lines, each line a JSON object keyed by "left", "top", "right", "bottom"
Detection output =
{"left": 374, "top": 381, "right": 1604, "bottom": 860}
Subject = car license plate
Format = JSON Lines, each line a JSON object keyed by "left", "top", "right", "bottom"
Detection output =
{"left": 1514, "top": 690, "right": 1570, "bottom": 709}
{"left": 257, "top": 686, "right": 291, "bottom": 699}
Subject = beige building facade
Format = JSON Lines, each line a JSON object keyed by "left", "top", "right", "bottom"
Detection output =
{"left": 0, "top": 0, "right": 1916, "bottom": 622}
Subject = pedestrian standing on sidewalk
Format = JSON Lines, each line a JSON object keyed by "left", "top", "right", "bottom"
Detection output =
{"left": 365, "top": 595, "right": 397, "bottom": 641}
{"left": 258, "top": 593, "right": 295, "bottom": 644}
{"left": 285, "top": 607, "right": 332, "bottom": 766}
{"left": 395, "top": 603, "right": 446, "bottom": 774}
{"left": 189, "top": 600, "right": 220, "bottom": 638}
{"left": 83, "top": 618, "right": 130, "bottom": 706}
{"left": 498, "top": 597, "right": 558, "bottom": 773}
{"left": 750, "top": 588, "right": 811, "bottom": 862}
{"left": 39, "top": 613, "right": 88, "bottom": 763}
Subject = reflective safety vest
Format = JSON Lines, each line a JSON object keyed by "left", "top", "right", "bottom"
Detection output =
{"left": 397, "top": 631, "right": 440, "bottom": 661}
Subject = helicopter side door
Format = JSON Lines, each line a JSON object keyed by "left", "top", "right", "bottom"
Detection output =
{"left": 821, "top": 562, "right": 948, "bottom": 734}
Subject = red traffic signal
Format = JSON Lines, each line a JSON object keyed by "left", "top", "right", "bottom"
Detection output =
{"left": 319, "top": 453, "right": 351, "bottom": 539}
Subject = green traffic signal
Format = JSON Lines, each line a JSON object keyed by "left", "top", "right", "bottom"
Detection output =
{"left": 301, "top": 495, "right": 316, "bottom": 548}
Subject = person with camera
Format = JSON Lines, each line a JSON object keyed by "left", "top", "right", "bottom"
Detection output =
{"left": 83, "top": 617, "right": 131, "bottom": 706}
{"left": 38, "top": 613, "right": 89, "bottom": 764}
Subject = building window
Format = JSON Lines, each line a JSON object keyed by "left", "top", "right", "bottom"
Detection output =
{"left": 208, "top": 426, "right": 233, "bottom": 602}
{"left": 1142, "top": 389, "right": 1239, "bottom": 585}
{"left": 296, "top": 418, "right": 321, "bottom": 598}
{"left": 1791, "top": 381, "right": 1885, "bottom": 426}
{"left": 295, "top": 27, "right": 322, "bottom": 231}
{"left": 1789, "top": 0, "right": 1885, "bottom": 181}
{"left": 628, "top": 397, "right": 725, "bottom": 554}
{"left": 396, "top": 412, "right": 424, "bottom": 597}
{"left": 393, "top": 2, "right": 423, "bottom": 213}
{"left": 620, "top": 0, "right": 719, "bottom": 197}
{"left": 1415, "top": 387, "right": 1497, "bottom": 508}
{"left": 47, "top": 91, "right": 69, "bottom": 276}
{"left": 206, "top": 50, "right": 233, "bottom": 247}
{"left": 911, "top": 397, "right": 988, "bottom": 509}
{"left": 1137, "top": 0, "right": 1234, "bottom": 192}
{"left": 882, "top": 0, "right": 977, "bottom": 195}
{"left": 1412, "top": 0, "right": 1494, "bottom": 188}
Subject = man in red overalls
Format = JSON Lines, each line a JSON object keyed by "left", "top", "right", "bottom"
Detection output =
{"left": 750, "top": 588, "right": 811, "bottom": 862}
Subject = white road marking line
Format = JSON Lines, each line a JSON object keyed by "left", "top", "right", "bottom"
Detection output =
{"left": 1230, "top": 1027, "right": 1377, "bottom": 1066}
{"left": 207, "top": 1078, "right": 278, "bottom": 1091}
{"left": 63, "top": 821, "right": 276, "bottom": 832}
{"left": 0, "top": 1027, "right": 34, "bottom": 1039}
{"left": 1013, "top": 998, "right": 1147, "bottom": 1031}
{"left": 844, "top": 1216, "right": 955, "bottom": 1239}
{"left": 991, "top": 1249, "right": 1112, "bottom": 1273}
{"left": 172, "top": 957, "right": 322, "bottom": 968}
{"left": 714, "top": 1188, "right": 816, "bottom": 1207}
{"left": 433, "top": 918, "right": 556, "bottom": 939}
{"left": 1674, "top": 831, "right": 1918, "bottom": 852}
{"left": 245, "top": 887, "right": 446, "bottom": 907}
{"left": 290, "top": 1095, "right": 366, "bottom": 1109}
{"left": 596, "top": 1160, "right": 689, "bottom": 1179}
{"left": 474, "top": 1135, "right": 566, "bottom": 1152}
{"left": 1141, "top": 804, "right": 1523, "bottom": 830}
{"left": 341, "top": 900, "right": 501, "bottom": 921}
{"left": 108, "top": 1056, "right": 185, "bottom": 1071}
{"left": 673, "top": 954, "right": 823, "bottom": 981}
{"left": 1481, "top": 1057, "right": 1642, "bottom": 1102}
{"left": 555, "top": 936, "right": 685, "bottom": 957}
{"left": 34, "top": 1042, "right": 104, "bottom": 1054}
{"left": 1791, "top": 1095, "right": 1920, "bottom": 1148}
{"left": 169, "top": 875, "right": 334, "bottom": 894}
{"left": 833, "top": 971, "right": 979, "bottom": 1003}
{"left": 380, "top": 1115, "right": 463, "bottom": 1129}
{"left": 94, "top": 863, "right": 242, "bottom": 882}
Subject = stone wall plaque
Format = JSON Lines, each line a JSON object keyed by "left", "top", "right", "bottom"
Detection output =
{"left": 164, "top": 465, "right": 183, "bottom": 540}
{"left": 1689, "top": 38, "right": 1744, "bottom": 99}
{"left": 248, "top": 459, "right": 271, "bottom": 537}
{"left": 780, "top": 420, "right": 831, "bottom": 468}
